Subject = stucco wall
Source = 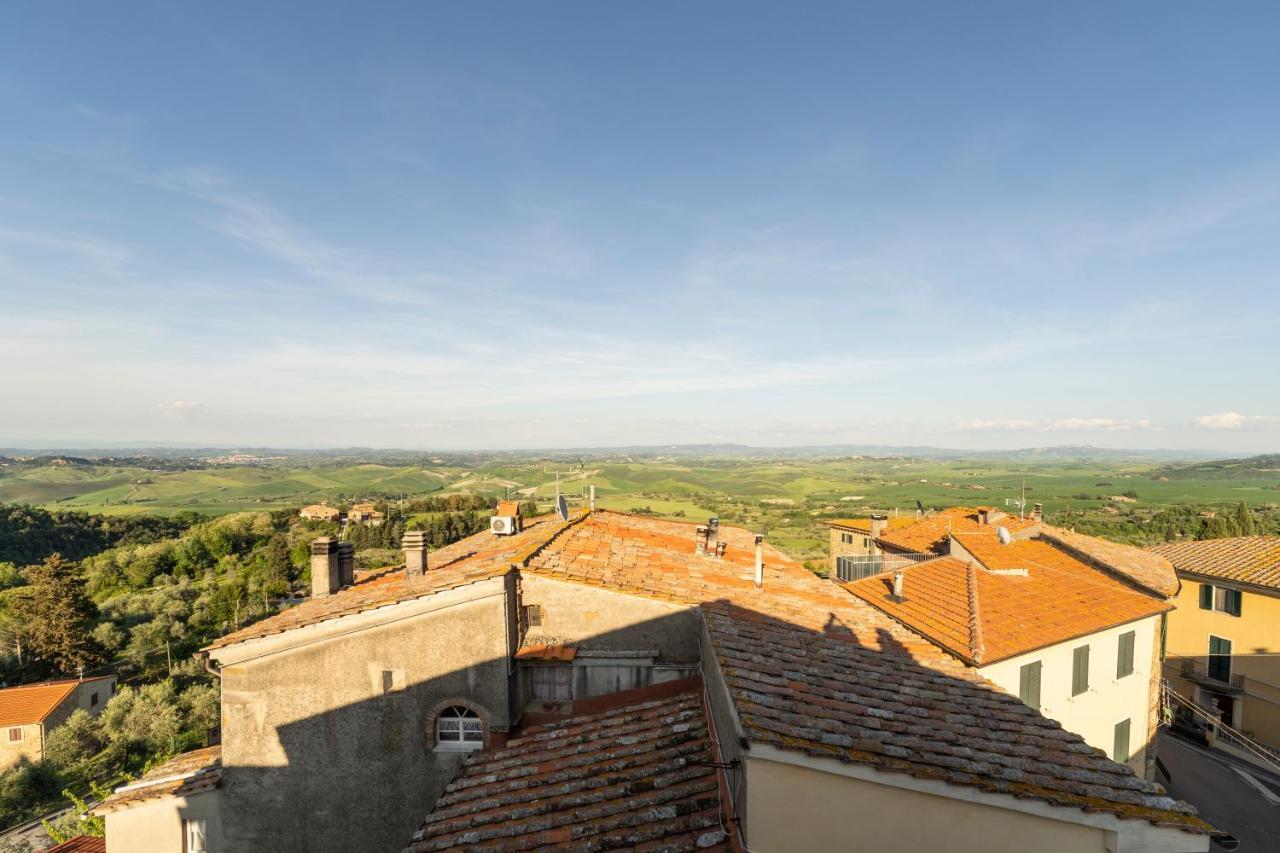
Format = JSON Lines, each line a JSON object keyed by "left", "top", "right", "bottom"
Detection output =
{"left": 0, "top": 722, "right": 45, "bottom": 772}
{"left": 746, "top": 756, "right": 1110, "bottom": 853}
{"left": 978, "top": 615, "right": 1161, "bottom": 776}
{"left": 1165, "top": 577, "right": 1280, "bottom": 748}
{"left": 216, "top": 578, "right": 514, "bottom": 853}
{"left": 520, "top": 574, "right": 701, "bottom": 662}
{"left": 104, "top": 788, "right": 222, "bottom": 853}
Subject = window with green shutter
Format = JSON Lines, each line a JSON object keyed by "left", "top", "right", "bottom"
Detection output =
{"left": 1225, "top": 588, "right": 1242, "bottom": 617}
{"left": 1199, "top": 584, "right": 1213, "bottom": 610}
{"left": 1117, "top": 631, "right": 1135, "bottom": 678}
{"left": 1018, "top": 661, "right": 1042, "bottom": 707}
{"left": 1114, "top": 719, "right": 1131, "bottom": 763}
{"left": 1072, "top": 645, "right": 1090, "bottom": 696}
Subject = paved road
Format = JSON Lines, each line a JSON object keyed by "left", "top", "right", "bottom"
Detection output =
{"left": 1159, "top": 732, "right": 1280, "bottom": 850}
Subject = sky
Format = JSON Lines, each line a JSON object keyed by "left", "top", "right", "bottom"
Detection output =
{"left": 2, "top": 2, "right": 1279, "bottom": 452}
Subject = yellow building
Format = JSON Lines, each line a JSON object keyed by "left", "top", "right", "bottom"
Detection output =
{"left": 1150, "top": 537, "right": 1280, "bottom": 753}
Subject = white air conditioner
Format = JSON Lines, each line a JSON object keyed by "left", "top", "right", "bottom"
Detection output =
{"left": 490, "top": 516, "right": 516, "bottom": 535}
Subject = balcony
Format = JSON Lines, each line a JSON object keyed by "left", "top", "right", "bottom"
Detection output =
{"left": 834, "top": 552, "right": 933, "bottom": 583}
{"left": 1179, "top": 657, "right": 1245, "bottom": 693}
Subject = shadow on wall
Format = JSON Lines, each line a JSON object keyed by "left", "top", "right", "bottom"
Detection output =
{"left": 213, "top": 593, "right": 1165, "bottom": 853}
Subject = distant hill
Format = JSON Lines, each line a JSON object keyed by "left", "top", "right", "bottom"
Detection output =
{"left": 1154, "top": 453, "right": 1280, "bottom": 480}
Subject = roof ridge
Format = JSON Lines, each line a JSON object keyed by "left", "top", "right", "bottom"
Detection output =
{"left": 966, "top": 560, "right": 985, "bottom": 664}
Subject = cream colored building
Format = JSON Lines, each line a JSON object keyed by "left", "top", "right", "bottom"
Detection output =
{"left": 95, "top": 745, "right": 222, "bottom": 853}
{"left": 101, "top": 509, "right": 1213, "bottom": 852}
{"left": 0, "top": 676, "right": 116, "bottom": 773}
{"left": 1151, "top": 536, "right": 1280, "bottom": 753}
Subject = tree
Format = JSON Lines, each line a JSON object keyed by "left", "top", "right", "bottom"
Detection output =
{"left": 1234, "top": 500, "right": 1256, "bottom": 536}
{"left": 42, "top": 709, "right": 104, "bottom": 768}
{"left": 14, "top": 555, "right": 105, "bottom": 676}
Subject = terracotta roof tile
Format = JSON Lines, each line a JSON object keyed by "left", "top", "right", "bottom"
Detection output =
{"left": 843, "top": 534, "right": 1171, "bottom": 665}
{"left": 1040, "top": 526, "right": 1179, "bottom": 596}
{"left": 1149, "top": 536, "right": 1280, "bottom": 591}
{"left": 41, "top": 837, "right": 106, "bottom": 853}
{"left": 871, "top": 507, "right": 1039, "bottom": 554}
{"left": 0, "top": 677, "right": 113, "bottom": 728}
{"left": 95, "top": 746, "right": 222, "bottom": 814}
{"left": 406, "top": 687, "right": 731, "bottom": 851}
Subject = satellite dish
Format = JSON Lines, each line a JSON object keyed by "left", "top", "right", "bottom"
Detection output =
{"left": 556, "top": 494, "right": 569, "bottom": 521}
{"left": 997, "top": 526, "right": 1012, "bottom": 545}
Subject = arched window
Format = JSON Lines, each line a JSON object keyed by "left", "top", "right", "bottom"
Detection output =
{"left": 435, "top": 706, "right": 484, "bottom": 751}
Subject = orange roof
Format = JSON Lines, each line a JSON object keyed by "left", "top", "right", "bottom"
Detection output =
{"left": 1150, "top": 536, "right": 1280, "bottom": 591}
{"left": 827, "top": 516, "right": 919, "bottom": 533}
{"left": 496, "top": 499, "right": 521, "bottom": 517}
{"left": 513, "top": 643, "right": 577, "bottom": 662}
{"left": 42, "top": 837, "right": 106, "bottom": 853}
{"left": 868, "top": 507, "right": 1040, "bottom": 555}
{"left": 1039, "top": 526, "right": 1178, "bottom": 596}
{"left": 407, "top": 684, "right": 730, "bottom": 851}
{"left": 844, "top": 534, "right": 1171, "bottom": 665}
{"left": 95, "top": 746, "right": 221, "bottom": 814}
{"left": 0, "top": 677, "right": 112, "bottom": 728}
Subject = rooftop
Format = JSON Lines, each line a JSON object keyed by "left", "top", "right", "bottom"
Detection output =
{"left": 1041, "top": 525, "right": 1179, "bottom": 596}
{"left": 833, "top": 507, "right": 1041, "bottom": 555}
{"left": 94, "top": 745, "right": 222, "bottom": 814}
{"left": 843, "top": 533, "right": 1171, "bottom": 665}
{"left": 0, "top": 676, "right": 113, "bottom": 728}
{"left": 1149, "top": 536, "right": 1280, "bottom": 591}
{"left": 41, "top": 837, "right": 106, "bottom": 853}
{"left": 407, "top": 682, "right": 730, "bottom": 851}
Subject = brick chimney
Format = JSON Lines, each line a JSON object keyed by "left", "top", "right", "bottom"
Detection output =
{"left": 978, "top": 508, "right": 1007, "bottom": 526}
{"left": 337, "top": 542, "right": 355, "bottom": 588}
{"left": 869, "top": 513, "right": 888, "bottom": 539}
{"left": 310, "top": 537, "right": 340, "bottom": 597}
{"left": 1032, "top": 502, "right": 1043, "bottom": 522}
{"left": 695, "top": 525, "right": 709, "bottom": 556}
{"left": 754, "top": 534, "right": 764, "bottom": 588}
{"left": 403, "top": 530, "right": 429, "bottom": 577}
{"left": 715, "top": 540, "right": 727, "bottom": 559}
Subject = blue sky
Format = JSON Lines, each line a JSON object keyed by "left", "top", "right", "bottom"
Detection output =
{"left": 2, "top": 2, "right": 1278, "bottom": 451}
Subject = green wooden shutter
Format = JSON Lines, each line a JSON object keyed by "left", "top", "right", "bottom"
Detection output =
{"left": 1019, "top": 661, "right": 1042, "bottom": 707}
{"left": 1199, "top": 584, "right": 1213, "bottom": 609}
{"left": 1117, "top": 631, "right": 1135, "bottom": 678}
{"left": 1114, "top": 719, "right": 1131, "bottom": 763}
{"left": 1226, "top": 589, "right": 1243, "bottom": 617}
{"left": 1072, "top": 645, "right": 1090, "bottom": 695}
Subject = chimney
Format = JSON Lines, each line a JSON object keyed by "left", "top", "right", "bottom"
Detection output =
{"left": 589, "top": 484, "right": 596, "bottom": 511}
{"left": 715, "top": 540, "right": 727, "bottom": 559}
{"left": 310, "top": 537, "right": 340, "bottom": 597}
{"left": 869, "top": 513, "right": 888, "bottom": 540}
{"left": 695, "top": 525, "right": 709, "bottom": 556}
{"left": 754, "top": 534, "right": 764, "bottom": 588}
{"left": 403, "top": 530, "right": 429, "bottom": 577}
{"left": 891, "top": 569, "right": 905, "bottom": 602}
{"left": 707, "top": 517, "right": 720, "bottom": 556}
{"left": 337, "top": 542, "right": 355, "bottom": 588}
{"left": 1032, "top": 502, "right": 1043, "bottom": 522}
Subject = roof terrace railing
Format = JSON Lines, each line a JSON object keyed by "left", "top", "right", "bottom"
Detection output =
{"left": 1178, "top": 657, "right": 1245, "bottom": 690}
{"left": 834, "top": 552, "right": 933, "bottom": 583}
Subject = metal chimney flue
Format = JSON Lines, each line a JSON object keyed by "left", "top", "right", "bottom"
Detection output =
{"left": 891, "top": 569, "right": 905, "bottom": 602}
{"left": 754, "top": 534, "right": 764, "bottom": 588}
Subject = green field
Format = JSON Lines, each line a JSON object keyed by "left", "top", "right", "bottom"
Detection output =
{"left": 3, "top": 453, "right": 1277, "bottom": 559}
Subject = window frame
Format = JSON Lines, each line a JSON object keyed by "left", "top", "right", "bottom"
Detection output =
{"left": 1207, "top": 635, "right": 1233, "bottom": 683}
{"left": 434, "top": 705, "right": 485, "bottom": 752}
{"left": 1200, "top": 583, "right": 1243, "bottom": 617}
{"left": 1071, "top": 645, "right": 1090, "bottom": 697}
{"left": 6, "top": 727, "right": 22, "bottom": 743}
{"left": 1116, "top": 630, "right": 1135, "bottom": 679}
{"left": 1018, "top": 660, "right": 1042, "bottom": 708}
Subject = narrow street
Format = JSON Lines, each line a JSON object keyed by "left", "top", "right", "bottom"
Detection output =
{"left": 1159, "top": 733, "right": 1280, "bottom": 850}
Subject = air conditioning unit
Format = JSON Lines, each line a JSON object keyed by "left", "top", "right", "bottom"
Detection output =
{"left": 490, "top": 516, "right": 516, "bottom": 535}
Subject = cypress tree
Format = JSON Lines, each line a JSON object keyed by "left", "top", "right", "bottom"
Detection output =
{"left": 1234, "top": 500, "right": 1256, "bottom": 536}
{"left": 17, "top": 554, "right": 106, "bottom": 676}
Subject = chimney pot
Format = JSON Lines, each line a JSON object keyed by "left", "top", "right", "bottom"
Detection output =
{"left": 869, "top": 513, "right": 888, "bottom": 540}
{"left": 892, "top": 569, "right": 905, "bottom": 602}
{"left": 310, "top": 537, "right": 340, "bottom": 597}
{"left": 695, "top": 525, "right": 709, "bottom": 556}
{"left": 1032, "top": 502, "right": 1043, "bottom": 522}
{"left": 715, "top": 540, "right": 727, "bottom": 559}
{"left": 589, "top": 484, "right": 596, "bottom": 511}
{"left": 403, "top": 530, "right": 429, "bottom": 577}
{"left": 754, "top": 534, "right": 764, "bottom": 588}
{"left": 337, "top": 542, "right": 355, "bottom": 588}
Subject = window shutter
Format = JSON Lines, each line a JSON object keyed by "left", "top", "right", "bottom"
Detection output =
{"left": 1072, "top": 646, "right": 1090, "bottom": 696}
{"left": 1199, "top": 584, "right": 1213, "bottom": 610}
{"left": 1113, "top": 719, "right": 1131, "bottom": 764}
{"left": 1019, "top": 661, "right": 1041, "bottom": 707}
{"left": 1117, "top": 631, "right": 1135, "bottom": 678}
{"left": 1226, "top": 589, "right": 1242, "bottom": 617}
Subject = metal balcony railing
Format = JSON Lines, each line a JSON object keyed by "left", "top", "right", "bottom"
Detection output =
{"left": 834, "top": 552, "right": 934, "bottom": 583}
{"left": 1179, "top": 657, "right": 1245, "bottom": 690}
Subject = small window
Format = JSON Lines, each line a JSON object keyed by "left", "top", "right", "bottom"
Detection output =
{"left": 862, "top": 536, "right": 870, "bottom": 547}
{"left": 1202, "top": 584, "right": 1244, "bottom": 617}
{"left": 1117, "top": 631, "right": 1135, "bottom": 679}
{"left": 1018, "top": 661, "right": 1041, "bottom": 708}
{"left": 1072, "top": 645, "right": 1090, "bottom": 696}
{"left": 183, "top": 817, "right": 209, "bottom": 853}
{"left": 1199, "top": 583, "right": 1213, "bottom": 610}
{"left": 90, "top": 691, "right": 99, "bottom": 707}
{"left": 1113, "top": 719, "right": 1131, "bottom": 764}
{"left": 524, "top": 604, "right": 543, "bottom": 627}
{"left": 1208, "top": 635, "right": 1233, "bottom": 682}
{"left": 6, "top": 727, "right": 22, "bottom": 742}
{"left": 436, "top": 706, "right": 483, "bottom": 751}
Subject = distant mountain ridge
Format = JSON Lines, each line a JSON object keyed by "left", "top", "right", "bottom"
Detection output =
{"left": 1154, "top": 453, "right": 1280, "bottom": 480}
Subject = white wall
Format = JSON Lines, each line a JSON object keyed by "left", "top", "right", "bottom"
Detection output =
{"left": 979, "top": 615, "right": 1160, "bottom": 775}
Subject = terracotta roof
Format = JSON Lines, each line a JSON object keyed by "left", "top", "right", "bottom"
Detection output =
{"left": 514, "top": 643, "right": 577, "bottom": 662}
{"left": 95, "top": 746, "right": 222, "bottom": 814}
{"left": 205, "top": 514, "right": 580, "bottom": 651}
{"left": 827, "top": 516, "right": 919, "bottom": 534}
{"left": 41, "top": 837, "right": 106, "bottom": 853}
{"left": 843, "top": 536, "right": 1171, "bottom": 665}
{"left": 1149, "top": 536, "right": 1280, "bottom": 591}
{"left": 873, "top": 507, "right": 1040, "bottom": 555}
{"left": 496, "top": 500, "right": 521, "bottom": 517}
{"left": 1040, "top": 526, "right": 1179, "bottom": 596}
{"left": 0, "top": 677, "right": 112, "bottom": 728}
{"left": 406, "top": 686, "right": 730, "bottom": 851}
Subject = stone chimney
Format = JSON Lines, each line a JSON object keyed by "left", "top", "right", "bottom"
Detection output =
{"left": 715, "top": 540, "right": 727, "bottom": 559}
{"left": 754, "top": 534, "right": 764, "bottom": 588}
{"left": 1032, "top": 502, "right": 1043, "bottom": 522}
{"left": 695, "top": 525, "right": 709, "bottom": 556}
{"left": 337, "top": 542, "right": 355, "bottom": 588}
{"left": 869, "top": 513, "right": 888, "bottom": 540}
{"left": 891, "top": 569, "right": 905, "bottom": 602}
{"left": 310, "top": 537, "right": 340, "bottom": 597}
{"left": 707, "top": 518, "right": 720, "bottom": 556}
{"left": 978, "top": 508, "right": 1007, "bottom": 526}
{"left": 403, "top": 530, "right": 429, "bottom": 577}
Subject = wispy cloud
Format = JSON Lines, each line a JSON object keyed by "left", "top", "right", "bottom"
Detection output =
{"left": 956, "top": 418, "right": 1155, "bottom": 432}
{"left": 1192, "top": 412, "right": 1280, "bottom": 430}
{"left": 157, "top": 401, "right": 204, "bottom": 420}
